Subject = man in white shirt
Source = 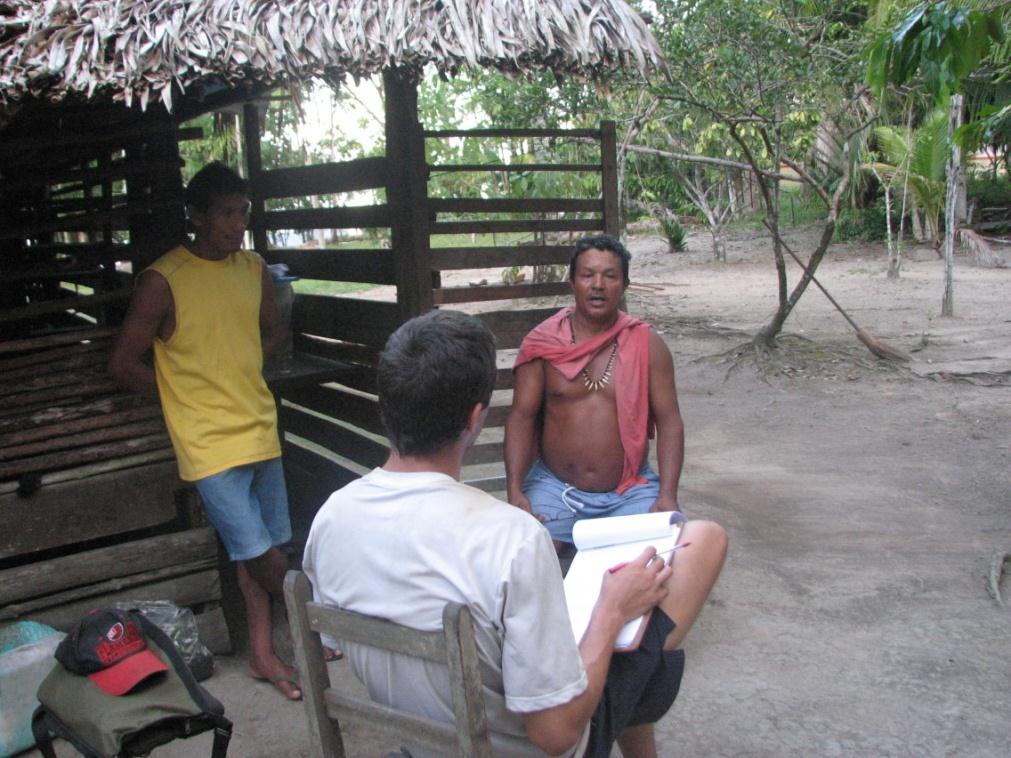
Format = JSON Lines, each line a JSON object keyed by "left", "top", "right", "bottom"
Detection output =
{"left": 304, "top": 310, "right": 705, "bottom": 757}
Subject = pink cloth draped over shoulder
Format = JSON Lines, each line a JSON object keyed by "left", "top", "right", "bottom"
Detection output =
{"left": 514, "top": 307, "right": 652, "bottom": 494}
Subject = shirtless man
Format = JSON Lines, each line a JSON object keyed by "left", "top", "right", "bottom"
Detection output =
{"left": 505, "top": 234, "right": 727, "bottom": 650}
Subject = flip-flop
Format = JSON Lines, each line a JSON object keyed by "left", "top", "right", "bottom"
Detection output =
{"left": 253, "top": 673, "right": 302, "bottom": 701}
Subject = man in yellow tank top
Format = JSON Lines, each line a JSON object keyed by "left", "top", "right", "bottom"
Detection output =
{"left": 108, "top": 162, "right": 302, "bottom": 701}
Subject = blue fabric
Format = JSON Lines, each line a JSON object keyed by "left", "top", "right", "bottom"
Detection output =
{"left": 522, "top": 459, "right": 662, "bottom": 543}
{"left": 194, "top": 457, "right": 291, "bottom": 560}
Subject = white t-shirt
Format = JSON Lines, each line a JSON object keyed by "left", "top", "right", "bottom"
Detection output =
{"left": 303, "top": 467, "right": 590, "bottom": 757}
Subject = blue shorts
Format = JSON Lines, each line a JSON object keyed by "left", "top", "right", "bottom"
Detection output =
{"left": 522, "top": 459, "right": 661, "bottom": 543}
{"left": 194, "top": 458, "right": 292, "bottom": 561}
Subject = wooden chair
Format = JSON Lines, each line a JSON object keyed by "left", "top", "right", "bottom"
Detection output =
{"left": 283, "top": 570, "right": 493, "bottom": 758}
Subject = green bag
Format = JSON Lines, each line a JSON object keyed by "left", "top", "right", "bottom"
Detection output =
{"left": 31, "top": 610, "right": 230, "bottom": 758}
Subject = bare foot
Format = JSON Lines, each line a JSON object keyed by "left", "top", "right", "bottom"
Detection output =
{"left": 323, "top": 645, "right": 343, "bottom": 662}
{"left": 250, "top": 658, "right": 301, "bottom": 701}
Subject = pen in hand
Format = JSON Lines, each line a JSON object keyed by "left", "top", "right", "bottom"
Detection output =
{"left": 607, "top": 542, "right": 692, "bottom": 574}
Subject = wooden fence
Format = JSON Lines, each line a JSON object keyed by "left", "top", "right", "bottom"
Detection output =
{"left": 243, "top": 109, "right": 619, "bottom": 493}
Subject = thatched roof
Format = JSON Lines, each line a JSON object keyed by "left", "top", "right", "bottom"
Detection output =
{"left": 0, "top": 0, "right": 665, "bottom": 118}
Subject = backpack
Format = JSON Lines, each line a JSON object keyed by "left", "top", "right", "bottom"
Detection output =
{"left": 31, "top": 611, "right": 231, "bottom": 758}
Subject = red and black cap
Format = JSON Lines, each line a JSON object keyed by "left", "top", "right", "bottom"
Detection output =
{"left": 55, "top": 609, "right": 168, "bottom": 696}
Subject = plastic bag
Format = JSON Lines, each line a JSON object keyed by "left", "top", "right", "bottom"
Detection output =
{"left": 113, "top": 600, "right": 214, "bottom": 681}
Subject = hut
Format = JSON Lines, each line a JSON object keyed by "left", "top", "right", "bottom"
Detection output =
{"left": 0, "top": 0, "right": 665, "bottom": 641}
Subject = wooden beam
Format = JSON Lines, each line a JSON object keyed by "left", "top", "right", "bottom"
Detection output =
{"left": 0, "top": 125, "right": 202, "bottom": 160}
{"left": 430, "top": 245, "right": 571, "bottom": 270}
{"left": 0, "top": 201, "right": 180, "bottom": 241}
{"left": 600, "top": 121, "right": 620, "bottom": 236}
{"left": 0, "top": 289, "right": 131, "bottom": 325}
{"left": 0, "top": 432, "right": 170, "bottom": 480}
{"left": 385, "top": 67, "right": 433, "bottom": 321}
{"left": 0, "top": 527, "right": 217, "bottom": 606}
{"left": 432, "top": 282, "right": 570, "bottom": 305}
{"left": 292, "top": 295, "right": 400, "bottom": 349}
{"left": 265, "top": 247, "right": 394, "bottom": 284}
{"left": 284, "top": 385, "right": 383, "bottom": 436}
{"left": 0, "top": 404, "right": 161, "bottom": 449}
{"left": 429, "top": 163, "right": 599, "bottom": 173}
{"left": 0, "top": 419, "right": 166, "bottom": 462}
{"left": 280, "top": 404, "right": 388, "bottom": 470}
{"left": 21, "top": 569, "right": 221, "bottom": 631}
{"left": 429, "top": 198, "right": 600, "bottom": 214}
{"left": 0, "top": 327, "right": 117, "bottom": 356}
{"left": 0, "top": 460, "right": 181, "bottom": 559}
{"left": 243, "top": 102, "right": 270, "bottom": 256}
{"left": 263, "top": 205, "right": 391, "bottom": 231}
{"left": 473, "top": 307, "right": 559, "bottom": 350}
{"left": 431, "top": 219, "right": 602, "bottom": 236}
{"left": 424, "top": 128, "right": 598, "bottom": 138}
{"left": 256, "top": 157, "right": 389, "bottom": 198}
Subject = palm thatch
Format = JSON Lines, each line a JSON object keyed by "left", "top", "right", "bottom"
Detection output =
{"left": 0, "top": 0, "right": 665, "bottom": 120}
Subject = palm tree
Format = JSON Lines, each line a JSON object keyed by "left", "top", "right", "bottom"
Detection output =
{"left": 867, "top": 108, "right": 948, "bottom": 244}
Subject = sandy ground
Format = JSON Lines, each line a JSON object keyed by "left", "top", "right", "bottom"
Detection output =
{"left": 29, "top": 225, "right": 1011, "bottom": 757}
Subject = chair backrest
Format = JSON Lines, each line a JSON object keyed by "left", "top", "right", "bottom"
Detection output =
{"left": 283, "top": 570, "right": 493, "bottom": 758}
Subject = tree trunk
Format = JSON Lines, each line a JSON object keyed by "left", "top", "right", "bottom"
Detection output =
{"left": 911, "top": 208, "right": 926, "bottom": 242}
{"left": 710, "top": 226, "right": 727, "bottom": 262}
{"left": 942, "top": 94, "right": 963, "bottom": 317}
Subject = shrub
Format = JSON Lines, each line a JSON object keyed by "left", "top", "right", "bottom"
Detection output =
{"left": 967, "top": 173, "right": 1011, "bottom": 209}
{"left": 833, "top": 200, "right": 890, "bottom": 242}
{"left": 658, "top": 215, "right": 688, "bottom": 253}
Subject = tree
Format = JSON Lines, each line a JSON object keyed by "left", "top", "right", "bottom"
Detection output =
{"left": 866, "top": 0, "right": 1006, "bottom": 315}
{"left": 867, "top": 108, "right": 949, "bottom": 243}
{"left": 644, "top": 0, "right": 873, "bottom": 349}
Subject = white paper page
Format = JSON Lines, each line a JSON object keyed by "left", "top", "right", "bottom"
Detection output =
{"left": 572, "top": 511, "right": 682, "bottom": 551}
{"left": 563, "top": 526, "right": 681, "bottom": 648}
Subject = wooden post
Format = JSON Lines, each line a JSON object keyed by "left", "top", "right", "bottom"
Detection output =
{"left": 384, "top": 68, "right": 433, "bottom": 322}
{"left": 243, "top": 102, "right": 270, "bottom": 256}
{"left": 600, "top": 121, "right": 620, "bottom": 237}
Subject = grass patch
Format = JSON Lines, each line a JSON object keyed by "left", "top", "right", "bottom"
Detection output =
{"left": 293, "top": 279, "right": 374, "bottom": 296}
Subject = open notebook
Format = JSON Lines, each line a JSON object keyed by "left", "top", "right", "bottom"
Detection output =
{"left": 563, "top": 511, "right": 684, "bottom": 650}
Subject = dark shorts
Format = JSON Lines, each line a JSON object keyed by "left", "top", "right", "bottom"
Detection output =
{"left": 583, "top": 610, "right": 684, "bottom": 758}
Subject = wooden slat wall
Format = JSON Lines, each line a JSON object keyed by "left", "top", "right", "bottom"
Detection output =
{"left": 241, "top": 107, "right": 400, "bottom": 473}
{"left": 0, "top": 110, "right": 191, "bottom": 338}
{"left": 236, "top": 109, "right": 618, "bottom": 485}
{"left": 425, "top": 123, "right": 617, "bottom": 490}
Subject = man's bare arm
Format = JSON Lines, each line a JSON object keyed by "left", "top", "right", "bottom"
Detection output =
{"left": 259, "top": 262, "right": 283, "bottom": 358}
{"left": 504, "top": 360, "right": 544, "bottom": 514}
{"left": 107, "top": 271, "right": 172, "bottom": 396}
{"left": 647, "top": 329, "right": 684, "bottom": 512}
{"left": 520, "top": 549, "right": 672, "bottom": 755}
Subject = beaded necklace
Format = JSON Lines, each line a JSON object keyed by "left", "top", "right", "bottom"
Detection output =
{"left": 569, "top": 316, "right": 618, "bottom": 391}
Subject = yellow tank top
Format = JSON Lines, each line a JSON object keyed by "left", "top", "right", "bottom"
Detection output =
{"left": 148, "top": 246, "right": 280, "bottom": 481}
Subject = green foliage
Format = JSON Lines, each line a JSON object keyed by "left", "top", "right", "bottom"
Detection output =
{"left": 966, "top": 171, "right": 1011, "bottom": 206}
{"left": 833, "top": 200, "right": 892, "bottom": 241}
{"left": 866, "top": 2, "right": 1006, "bottom": 101}
{"left": 658, "top": 215, "right": 688, "bottom": 252}
{"left": 866, "top": 108, "right": 949, "bottom": 239}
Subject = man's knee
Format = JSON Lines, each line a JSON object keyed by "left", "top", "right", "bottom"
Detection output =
{"left": 681, "top": 519, "right": 729, "bottom": 559}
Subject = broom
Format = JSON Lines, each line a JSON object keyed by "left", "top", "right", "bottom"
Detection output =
{"left": 763, "top": 221, "right": 910, "bottom": 362}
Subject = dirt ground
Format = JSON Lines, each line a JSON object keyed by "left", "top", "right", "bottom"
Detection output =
{"left": 31, "top": 225, "right": 1011, "bottom": 757}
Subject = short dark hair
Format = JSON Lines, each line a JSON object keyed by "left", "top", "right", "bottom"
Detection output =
{"left": 378, "top": 310, "right": 497, "bottom": 457}
{"left": 568, "top": 234, "right": 631, "bottom": 283}
{"left": 184, "top": 162, "right": 248, "bottom": 212}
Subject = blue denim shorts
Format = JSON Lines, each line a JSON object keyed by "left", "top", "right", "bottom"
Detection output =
{"left": 194, "top": 457, "right": 292, "bottom": 561}
{"left": 522, "top": 459, "right": 661, "bottom": 543}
